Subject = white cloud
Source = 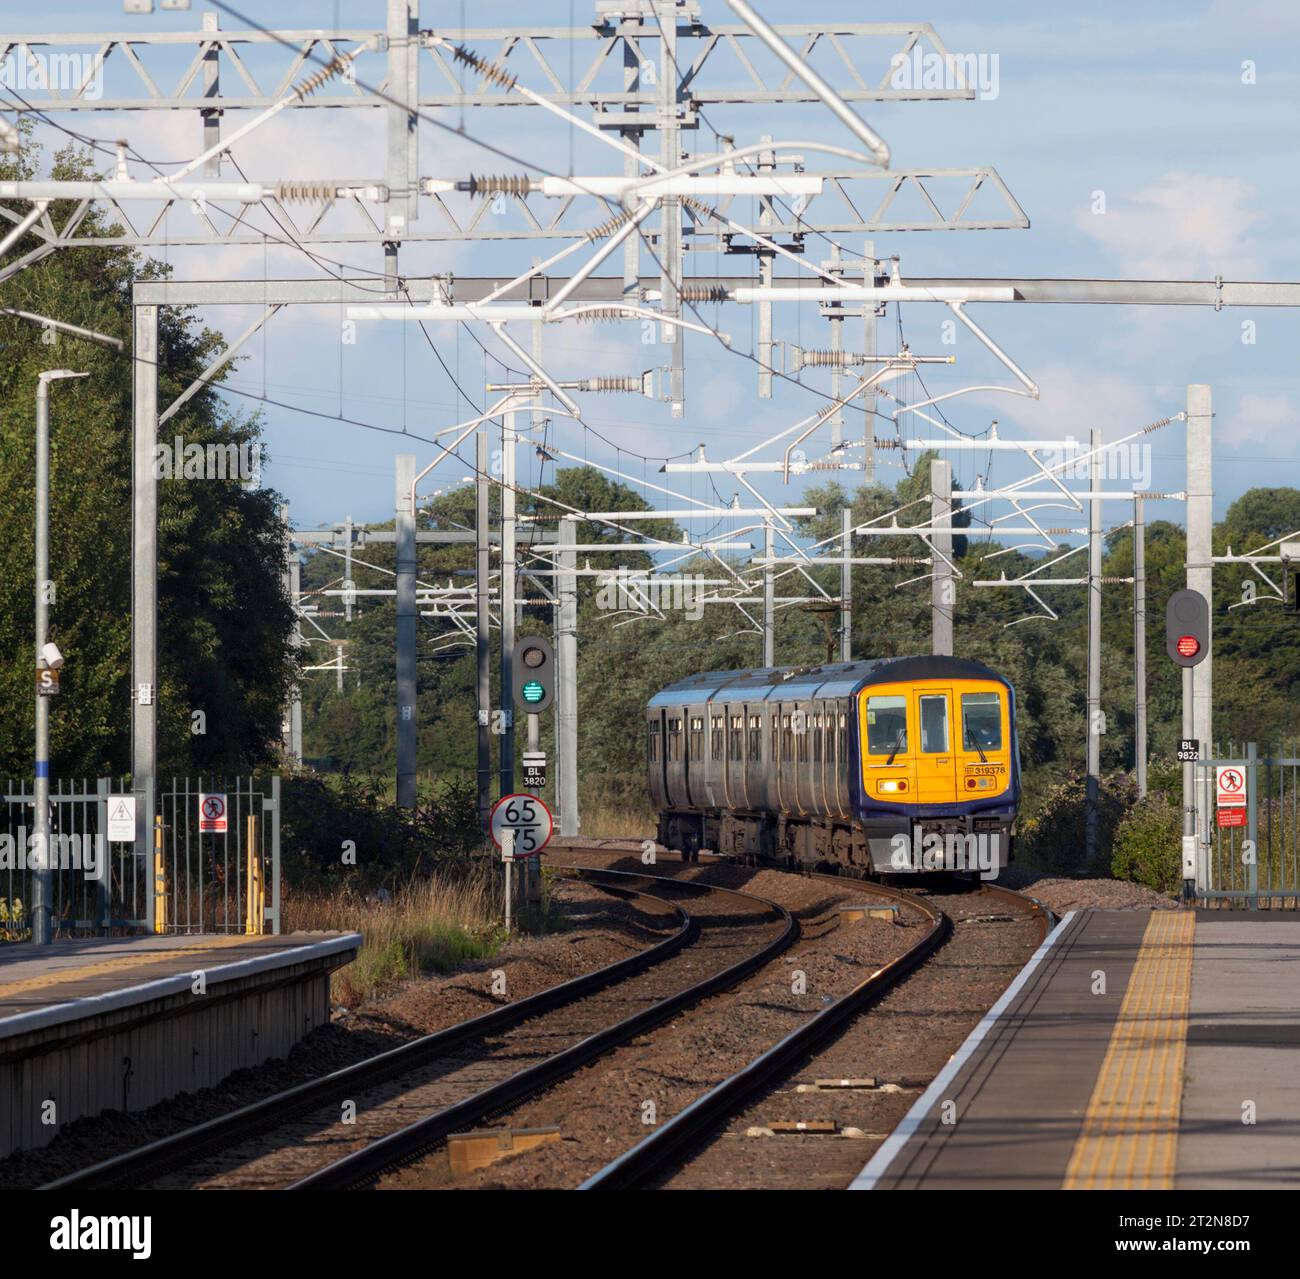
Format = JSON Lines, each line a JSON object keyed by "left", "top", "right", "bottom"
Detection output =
{"left": 1229, "top": 391, "right": 1299, "bottom": 448}
{"left": 1073, "top": 172, "right": 1267, "bottom": 277}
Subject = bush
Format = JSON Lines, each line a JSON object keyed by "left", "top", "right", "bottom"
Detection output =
{"left": 1020, "top": 769, "right": 1139, "bottom": 876}
{"left": 1111, "top": 794, "right": 1183, "bottom": 893}
{"left": 279, "top": 772, "right": 483, "bottom": 893}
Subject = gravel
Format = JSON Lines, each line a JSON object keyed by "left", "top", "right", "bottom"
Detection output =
{"left": 999, "top": 866, "right": 1180, "bottom": 914}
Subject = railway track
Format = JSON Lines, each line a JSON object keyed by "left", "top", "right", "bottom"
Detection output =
{"left": 42, "top": 867, "right": 794, "bottom": 1192}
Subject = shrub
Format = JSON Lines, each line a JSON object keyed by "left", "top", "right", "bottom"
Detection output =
{"left": 1111, "top": 794, "right": 1183, "bottom": 893}
{"left": 1020, "top": 769, "right": 1139, "bottom": 876}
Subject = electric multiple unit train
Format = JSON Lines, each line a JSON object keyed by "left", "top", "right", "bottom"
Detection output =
{"left": 646, "top": 656, "right": 1020, "bottom": 877}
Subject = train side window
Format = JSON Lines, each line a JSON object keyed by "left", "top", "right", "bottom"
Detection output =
{"left": 961, "top": 693, "right": 1003, "bottom": 750}
{"left": 729, "top": 714, "right": 743, "bottom": 761}
{"left": 866, "top": 695, "right": 907, "bottom": 755}
{"left": 690, "top": 715, "right": 704, "bottom": 760}
{"left": 797, "top": 712, "right": 810, "bottom": 762}
{"left": 668, "top": 717, "right": 683, "bottom": 761}
{"left": 838, "top": 712, "right": 847, "bottom": 764}
{"left": 649, "top": 722, "right": 660, "bottom": 763}
{"left": 812, "top": 713, "right": 823, "bottom": 763}
{"left": 711, "top": 714, "right": 724, "bottom": 759}
{"left": 748, "top": 715, "right": 762, "bottom": 762}
{"left": 771, "top": 713, "right": 779, "bottom": 758}
{"left": 781, "top": 714, "right": 793, "bottom": 762}
{"left": 919, "top": 695, "right": 949, "bottom": 753}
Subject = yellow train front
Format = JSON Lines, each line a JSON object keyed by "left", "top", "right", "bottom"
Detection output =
{"left": 647, "top": 656, "right": 1020, "bottom": 879}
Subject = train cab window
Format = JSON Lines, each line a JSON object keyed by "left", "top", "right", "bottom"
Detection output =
{"left": 866, "top": 695, "right": 908, "bottom": 755}
{"left": 748, "top": 715, "right": 762, "bottom": 761}
{"left": 781, "top": 714, "right": 793, "bottom": 762}
{"left": 919, "top": 695, "right": 949, "bottom": 753}
{"left": 711, "top": 715, "right": 724, "bottom": 759}
{"left": 729, "top": 715, "right": 743, "bottom": 761}
{"left": 812, "top": 713, "right": 823, "bottom": 763}
{"left": 961, "top": 693, "right": 1003, "bottom": 751}
{"left": 648, "top": 722, "right": 660, "bottom": 763}
{"left": 689, "top": 716, "right": 704, "bottom": 760}
{"left": 667, "top": 717, "right": 683, "bottom": 761}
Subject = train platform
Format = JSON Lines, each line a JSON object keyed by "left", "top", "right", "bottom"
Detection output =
{"left": 853, "top": 908, "right": 1300, "bottom": 1191}
{"left": 0, "top": 931, "right": 360, "bottom": 1158}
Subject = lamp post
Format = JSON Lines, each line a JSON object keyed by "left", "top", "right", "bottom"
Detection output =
{"left": 32, "top": 369, "right": 88, "bottom": 944}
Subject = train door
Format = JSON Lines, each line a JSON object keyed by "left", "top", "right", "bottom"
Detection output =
{"left": 685, "top": 712, "right": 705, "bottom": 808}
{"left": 914, "top": 687, "right": 957, "bottom": 804}
{"left": 859, "top": 685, "right": 917, "bottom": 803}
{"left": 648, "top": 709, "right": 667, "bottom": 810}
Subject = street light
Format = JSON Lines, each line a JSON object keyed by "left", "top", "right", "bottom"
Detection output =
{"left": 32, "top": 369, "right": 89, "bottom": 945}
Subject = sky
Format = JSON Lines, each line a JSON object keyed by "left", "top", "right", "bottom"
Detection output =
{"left": 7, "top": 0, "right": 1300, "bottom": 543}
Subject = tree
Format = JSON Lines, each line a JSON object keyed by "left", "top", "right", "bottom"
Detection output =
{"left": 0, "top": 136, "right": 296, "bottom": 778}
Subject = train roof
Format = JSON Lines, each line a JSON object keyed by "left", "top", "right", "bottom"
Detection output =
{"left": 647, "top": 656, "right": 1008, "bottom": 709}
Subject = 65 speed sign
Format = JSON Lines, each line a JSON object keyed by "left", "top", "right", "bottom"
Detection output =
{"left": 490, "top": 793, "right": 554, "bottom": 859}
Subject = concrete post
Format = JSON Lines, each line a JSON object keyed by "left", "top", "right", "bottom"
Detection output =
{"left": 557, "top": 516, "right": 579, "bottom": 837}
{"left": 499, "top": 410, "right": 516, "bottom": 799}
{"left": 1133, "top": 494, "right": 1147, "bottom": 797}
{"left": 33, "top": 379, "right": 52, "bottom": 943}
{"left": 476, "top": 429, "right": 492, "bottom": 829}
{"left": 931, "top": 457, "right": 953, "bottom": 656}
{"left": 395, "top": 453, "right": 417, "bottom": 807}
{"left": 131, "top": 302, "right": 159, "bottom": 921}
{"left": 840, "top": 506, "right": 852, "bottom": 661}
{"left": 762, "top": 520, "right": 775, "bottom": 666}
{"left": 1186, "top": 384, "right": 1214, "bottom": 856}
{"left": 1085, "top": 427, "right": 1103, "bottom": 869}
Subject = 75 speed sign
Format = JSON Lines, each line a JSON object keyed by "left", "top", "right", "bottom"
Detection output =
{"left": 490, "top": 793, "right": 554, "bottom": 859}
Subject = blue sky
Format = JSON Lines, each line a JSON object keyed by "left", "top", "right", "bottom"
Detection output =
{"left": 11, "top": 1, "right": 1300, "bottom": 537}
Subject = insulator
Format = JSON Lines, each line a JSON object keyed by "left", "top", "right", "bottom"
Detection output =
{"left": 460, "top": 174, "right": 533, "bottom": 198}
{"left": 872, "top": 437, "right": 902, "bottom": 449}
{"left": 293, "top": 56, "right": 352, "bottom": 100}
{"left": 275, "top": 180, "right": 339, "bottom": 203}
{"left": 798, "top": 349, "right": 869, "bottom": 368}
{"left": 680, "top": 285, "right": 729, "bottom": 303}
{"left": 679, "top": 195, "right": 717, "bottom": 220}
{"left": 584, "top": 210, "right": 636, "bottom": 242}
{"left": 448, "top": 43, "right": 519, "bottom": 91}
{"left": 571, "top": 307, "right": 631, "bottom": 323}
{"left": 583, "top": 376, "right": 641, "bottom": 393}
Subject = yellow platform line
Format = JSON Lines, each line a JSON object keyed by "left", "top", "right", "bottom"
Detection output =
{"left": 1063, "top": 910, "right": 1195, "bottom": 1190}
{"left": 0, "top": 936, "right": 252, "bottom": 1002}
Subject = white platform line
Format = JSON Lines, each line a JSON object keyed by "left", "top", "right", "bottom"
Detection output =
{"left": 849, "top": 909, "right": 1077, "bottom": 1190}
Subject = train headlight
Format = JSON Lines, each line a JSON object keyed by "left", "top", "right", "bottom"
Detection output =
{"left": 879, "top": 779, "right": 907, "bottom": 793}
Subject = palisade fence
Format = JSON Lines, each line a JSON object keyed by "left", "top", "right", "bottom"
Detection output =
{"left": 1197, "top": 743, "right": 1300, "bottom": 908}
{"left": 0, "top": 775, "right": 279, "bottom": 941}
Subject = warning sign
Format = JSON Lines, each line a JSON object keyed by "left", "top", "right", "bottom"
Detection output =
{"left": 1216, "top": 766, "right": 1247, "bottom": 809}
{"left": 199, "top": 792, "right": 229, "bottom": 834}
{"left": 1217, "top": 808, "right": 1247, "bottom": 828}
{"left": 107, "top": 796, "right": 137, "bottom": 842}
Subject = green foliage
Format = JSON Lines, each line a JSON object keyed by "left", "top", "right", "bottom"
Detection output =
{"left": 279, "top": 773, "right": 482, "bottom": 892}
{"left": 1019, "top": 770, "right": 1139, "bottom": 876}
{"left": 0, "top": 135, "right": 295, "bottom": 778}
{"left": 1111, "top": 794, "right": 1183, "bottom": 893}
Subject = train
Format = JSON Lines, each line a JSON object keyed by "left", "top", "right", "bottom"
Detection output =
{"left": 646, "top": 656, "right": 1020, "bottom": 878}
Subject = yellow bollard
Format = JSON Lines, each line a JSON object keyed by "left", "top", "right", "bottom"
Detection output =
{"left": 153, "top": 814, "right": 167, "bottom": 934}
{"left": 245, "top": 815, "right": 264, "bottom": 935}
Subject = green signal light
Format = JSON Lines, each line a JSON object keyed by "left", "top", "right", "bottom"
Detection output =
{"left": 522, "top": 680, "right": 545, "bottom": 704}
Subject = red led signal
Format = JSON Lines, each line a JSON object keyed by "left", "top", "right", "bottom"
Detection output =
{"left": 1176, "top": 634, "right": 1200, "bottom": 659}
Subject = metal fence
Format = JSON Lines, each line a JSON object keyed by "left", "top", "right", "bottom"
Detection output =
{"left": 1197, "top": 744, "right": 1300, "bottom": 908}
{"left": 1, "top": 775, "right": 279, "bottom": 940}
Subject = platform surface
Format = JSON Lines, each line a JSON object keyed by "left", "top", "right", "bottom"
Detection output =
{"left": 0, "top": 933, "right": 357, "bottom": 1026}
{"left": 853, "top": 908, "right": 1300, "bottom": 1191}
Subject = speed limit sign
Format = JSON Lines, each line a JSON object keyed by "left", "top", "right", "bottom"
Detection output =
{"left": 490, "top": 793, "right": 554, "bottom": 859}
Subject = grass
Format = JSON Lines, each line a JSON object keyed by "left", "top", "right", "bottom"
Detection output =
{"left": 579, "top": 774, "right": 656, "bottom": 838}
{"left": 283, "top": 867, "right": 505, "bottom": 1007}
